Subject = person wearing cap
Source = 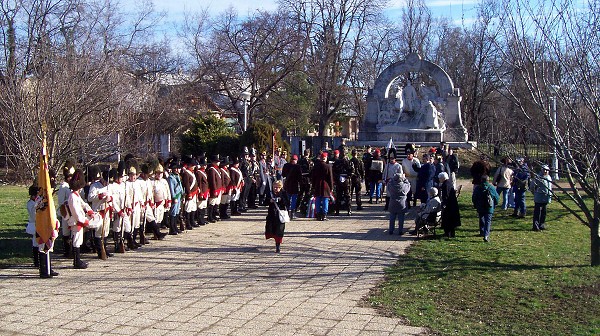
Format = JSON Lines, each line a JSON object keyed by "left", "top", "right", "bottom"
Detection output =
{"left": 531, "top": 164, "right": 552, "bottom": 231}
{"left": 67, "top": 168, "right": 95, "bottom": 269}
{"left": 123, "top": 160, "right": 142, "bottom": 250}
{"left": 229, "top": 157, "right": 244, "bottom": 216}
{"left": 181, "top": 157, "right": 199, "bottom": 229}
{"left": 438, "top": 172, "right": 461, "bottom": 238}
{"left": 349, "top": 149, "right": 365, "bottom": 211}
{"left": 368, "top": 148, "right": 384, "bottom": 204}
{"left": 195, "top": 157, "right": 209, "bottom": 226}
{"left": 472, "top": 175, "right": 500, "bottom": 242}
{"left": 244, "top": 149, "right": 260, "bottom": 210}
{"left": 207, "top": 154, "right": 223, "bottom": 223}
{"left": 87, "top": 165, "right": 113, "bottom": 259}
{"left": 382, "top": 149, "right": 403, "bottom": 211}
{"left": 416, "top": 153, "right": 435, "bottom": 204}
{"left": 152, "top": 164, "right": 171, "bottom": 239}
{"left": 297, "top": 148, "right": 314, "bottom": 214}
{"left": 219, "top": 157, "right": 232, "bottom": 220}
{"left": 108, "top": 166, "right": 128, "bottom": 252}
{"left": 332, "top": 147, "right": 355, "bottom": 215}
{"left": 511, "top": 158, "right": 530, "bottom": 218}
{"left": 311, "top": 151, "right": 334, "bottom": 221}
{"left": 27, "top": 184, "right": 60, "bottom": 278}
{"left": 402, "top": 146, "right": 420, "bottom": 208}
{"left": 57, "top": 159, "right": 75, "bottom": 257}
{"left": 167, "top": 161, "right": 184, "bottom": 233}
{"left": 282, "top": 154, "right": 302, "bottom": 219}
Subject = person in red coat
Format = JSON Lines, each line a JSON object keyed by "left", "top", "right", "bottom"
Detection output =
{"left": 206, "top": 154, "right": 222, "bottom": 223}
{"left": 195, "top": 157, "right": 209, "bottom": 226}
{"left": 311, "top": 152, "right": 334, "bottom": 221}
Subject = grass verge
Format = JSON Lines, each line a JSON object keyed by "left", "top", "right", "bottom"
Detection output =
{"left": 370, "top": 193, "right": 600, "bottom": 336}
{"left": 0, "top": 185, "right": 32, "bottom": 267}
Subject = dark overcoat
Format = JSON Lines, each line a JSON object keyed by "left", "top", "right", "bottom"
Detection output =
{"left": 439, "top": 180, "right": 461, "bottom": 229}
{"left": 282, "top": 162, "right": 302, "bottom": 195}
{"left": 265, "top": 190, "right": 289, "bottom": 240}
{"left": 311, "top": 159, "right": 334, "bottom": 197}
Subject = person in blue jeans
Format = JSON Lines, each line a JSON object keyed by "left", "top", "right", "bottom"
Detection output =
{"left": 511, "top": 158, "right": 530, "bottom": 218}
{"left": 311, "top": 151, "right": 334, "bottom": 221}
{"left": 472, "top": 175, "right": 500, "bottom": 242}
{"left": 387, "top": 173, "right": 410, "bottom": 235}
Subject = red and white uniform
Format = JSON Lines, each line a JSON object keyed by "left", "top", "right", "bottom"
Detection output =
{"left": 56, "top": 181, "right": 71, "bottom": 237}
{"left": 196, "top": 167, "right": 209, "bottom": 210}
{"left": 207, "top": 164, "right": 223, "bottom": 206}
{"left": 67, "top": 191, "right": 94, "bottom": 248}
{"left": 88, "top": 180, "right": 112, "bottom": 238}
{"left": 219, "top": 166, "right": 232, "bottom": 205}
{"left": 229, "top": 166, "right": 244, "bottom": 202}
{"left": 153, "top": 177, "right": 171, "bottom": 224}
{"left": 181, "top": 167, "right": 198, "bottom": 213}
{"left": 108, "top": 180, "right": 127, "bottom": 233}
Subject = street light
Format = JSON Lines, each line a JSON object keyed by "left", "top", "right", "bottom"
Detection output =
{"left": 240, "top": 91, "right": 251, "bottom": 132}
{"left": 549, "top": 85, "right": 560, "bottom": 180}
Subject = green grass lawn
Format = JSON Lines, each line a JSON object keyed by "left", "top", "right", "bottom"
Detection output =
{"left": 370, "top": 193, "right": 600, "bottom": 335}
{"left": 0, "top": 185, "right": 32, "bottom": 267}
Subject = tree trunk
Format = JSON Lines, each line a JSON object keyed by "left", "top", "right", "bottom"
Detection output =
{"left": 592, "top": 200, "right": 600, "bottom": 266}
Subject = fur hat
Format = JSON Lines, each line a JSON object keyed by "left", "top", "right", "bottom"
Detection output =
{"left": 125, "top": 158, "right": 139, "bottom": 175}
{"left": 62, "top": 159, "right": 76, "bottom": 178}
{"left": 89, "top": 165, "right": 102, "bottom": 180}
{"left": 69, "top": 169, "right": 86, "bottom": 191}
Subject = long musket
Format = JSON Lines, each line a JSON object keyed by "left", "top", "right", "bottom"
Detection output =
{"left": 117, "top": 180, "right": 127, "bottom": 253}
{"left": 98, "top": 177, "right": 108, "bottom": 260}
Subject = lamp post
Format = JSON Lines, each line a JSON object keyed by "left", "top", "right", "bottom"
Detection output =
{"left": 240, "top": 91, "right": 251, "bottom": 132}
{"left": 550, "top": 85, "right": 560, "bottom": 180}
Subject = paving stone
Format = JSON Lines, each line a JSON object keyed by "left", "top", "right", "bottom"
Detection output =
{"left": 0, "top": 203, "right": 427, "bottom": 335}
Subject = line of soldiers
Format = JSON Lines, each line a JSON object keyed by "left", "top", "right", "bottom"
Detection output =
{"left": 55, "top": 153, "right": 246, "bottom": 269}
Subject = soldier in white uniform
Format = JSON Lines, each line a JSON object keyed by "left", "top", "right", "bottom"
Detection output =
{"left": 87, "top": 165, "right": 113, "bottom": 260}
{"left": 108, "top": 166, "right": 127, "bottom": 253}
{"left": 125, "top": 160, "right": 143, "bottom": 249}
{"left": 66, "top": 169, "right": 96, "bottom": 269}
{"left": 151, "top": 163, "right": 170, "bottom": 240}
{"left": 56, "top": 160, "right": 75, "bottom": 257}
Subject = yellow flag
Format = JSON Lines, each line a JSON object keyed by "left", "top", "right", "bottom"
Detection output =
{"left": 35, "top": 136, "right": 57, "bottom": 248}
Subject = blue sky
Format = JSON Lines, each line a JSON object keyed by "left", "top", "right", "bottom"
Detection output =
{"left": 150, "top": 0, "right": 481, "bottom": 27}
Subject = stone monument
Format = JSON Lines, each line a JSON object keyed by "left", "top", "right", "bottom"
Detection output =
{"left": 359, "top": 53, "right": 468, "bottom": 143}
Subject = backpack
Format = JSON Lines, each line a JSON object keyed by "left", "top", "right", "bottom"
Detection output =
{"left": 484, "top": 187, "right": 494, "bottom": 209}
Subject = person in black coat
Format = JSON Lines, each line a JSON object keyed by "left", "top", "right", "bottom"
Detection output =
{"left": 416, "top": 154, "right": 436, "bottom": 204}
{"left": 438, "top": 172, "right": 461, "bottom": 238}
{"left": 282, "top": 155, "right": 302, "bottom": 219}
{"left": 265, "top": 180, "right": 289, "bottom": 253}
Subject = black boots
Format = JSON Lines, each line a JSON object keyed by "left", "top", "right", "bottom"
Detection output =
{"left": 73, "top": 247, "right": 88, "bottom": 269}
{"left": 207, "top": 205, "right": 216, "bottom": 223}
{"left": 32, "top": 247, "right": 39, "bottom": 267}
{"left": 125, "top": 232, "right": 138, "bottom": 250}
{"left": 219, "top": 203, "right": 231, "bottom": 219}
{"left": 275, "top": 242, "right": 281, "bottom": 253}
{"left": 114, "top": 232, "right": 126, "bottom": 253}
{"left": 185, "top": 212, "right": 194, "bottom": 230}
{"left": 149, "top": 221, "right": 167, "bottom": 240}
{"left": 231, "top": 201, "right": 242, "bottom": 216}
{"left": 168, "top": 215, "right": 179, "bottom": 235}
{"left": 198, "top": 209, "right": 206, "bottom": 225}
{"left": 93, "top": 237, "right": 107, "bottom": 260}
{"left": 62, "top": 235, "right": 72, "bottom": 258}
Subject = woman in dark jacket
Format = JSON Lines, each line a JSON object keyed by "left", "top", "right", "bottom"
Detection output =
{"left": 438, "top": 172, "right": 461, "bottom": 238}
{"left": 266, "top": 180, "right": 289, "bottom": 253}
{"left": 416, "top": 154, "right": 436, "bottom": 204}
{"left": 311, "top": 152, "right": 334, "bottom": 221}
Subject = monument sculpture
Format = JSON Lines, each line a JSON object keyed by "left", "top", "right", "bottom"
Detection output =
{"left": 360, "top": 53, "right": 468, "bottom": 143}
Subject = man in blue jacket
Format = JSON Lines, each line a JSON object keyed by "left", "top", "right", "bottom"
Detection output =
{"left": 472, "top": 175, "right": 500, "bottom": 242}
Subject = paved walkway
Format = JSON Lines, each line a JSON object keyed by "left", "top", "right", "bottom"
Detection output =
{"left": 0, "top": 202, "right": 426, "bottom": 336}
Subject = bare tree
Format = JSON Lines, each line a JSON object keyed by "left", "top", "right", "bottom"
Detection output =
{"left": 0, "top": 0, "right": 169, "bottom": 180}
{"left": 488, "top": 0, "right": 600, "bottom": 265}
{"left": 280, "top": 0, "right": 385, "bottom": 138}
{"left": 183, "top": 8, "right": 305, "bottom": 131}
{"left": 399, "top": 0, "right": 433, "bottom": 58}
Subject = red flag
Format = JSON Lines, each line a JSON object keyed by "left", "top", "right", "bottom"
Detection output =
{"left": 35, "top": 136, "right": 58, "bottom": 249}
